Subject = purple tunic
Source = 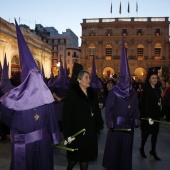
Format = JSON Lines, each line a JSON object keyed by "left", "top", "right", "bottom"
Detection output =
{"left": 102, "top": 89, "right": 139, "bottom": 170}
{"left": 1, "top": 103, "right": 61, "bottom": 170}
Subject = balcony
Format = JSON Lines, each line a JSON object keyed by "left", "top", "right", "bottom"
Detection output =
{"left": 137, "top": 32, "right": 142, "bottom": 36}
{"left": 89, "top": 32, "right": 96, "bottom": 36}
{"left": 105, "top": 56, "right": 112, "bottom": 60}
{"left": 106, "top": 31, "right": 112, "bottom": 36}
{"left": 137, "top": 56, "right": 144, "bottom": 60}
{"left": 154, "top": 56, "right": 162, "bottom": 60}
{"left": 127, "top": 56, "right": 137, "bottom": 60}
{"left": 113, "top": 56, "right": 120, "bottom": 59}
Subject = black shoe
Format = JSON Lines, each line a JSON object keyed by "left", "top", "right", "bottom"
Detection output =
{"left": 149, "top": 151, "right": 161, "bottom": 161}
{"left": 139, "top": 148, "right": 147, "bottom": 158}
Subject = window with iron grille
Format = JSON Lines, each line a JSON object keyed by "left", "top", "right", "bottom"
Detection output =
{"left": 137, "top": 28, "right": 142, "bottom": 35}
{"left": 137, "top": 48, "right": 144, "bottom": 57}
{"left": 105, "top": 47, "right": 112, "bottom": 56}
{"left": 122, "top": 29, "right": 128, "bottom": 35}
{"left": 89, "top": 30, "right": 95, "bottom": 36}
{"left": 155, "top": 29, "right": 160, "bottom": 36}
{"left": 155, "top": 48, "right": 161, "bottom": 57}
{"left": 89, "top": 47, "right": 95, "bottom": 55}
{"left": 107, "top": 29, "right": 112, "bottom": 36}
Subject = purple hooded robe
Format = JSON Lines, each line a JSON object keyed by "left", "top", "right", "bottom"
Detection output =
{"left": 0, "top": 20, "right": 61, "bottom": 170}
{"left": 102, "top": 37, "right": 139, "bottom": 170}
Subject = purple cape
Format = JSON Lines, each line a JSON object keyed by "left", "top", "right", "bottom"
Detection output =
{"left": 0, "top": 70, "right": 54, "bottom": 111}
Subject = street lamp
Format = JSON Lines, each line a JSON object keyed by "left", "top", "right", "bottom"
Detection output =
{"left": 56, "top": 62, "right": 60, "bottom": 67}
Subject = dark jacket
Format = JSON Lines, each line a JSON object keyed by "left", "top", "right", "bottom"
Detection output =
{"left": 163, "top": 87, "right": 170, "bottom": 106}
{"left": 140, "top": 84, "right": 161, "bottom": 134}
{"left": 62, "top": 83, "right": 103, "bottom": 161}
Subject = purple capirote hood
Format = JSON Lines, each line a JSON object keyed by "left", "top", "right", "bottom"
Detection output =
{"left": 111, "top": 37, "right": 133, "bottom": 99}
{"left": 90, "top": 55, "right": 102, "bottom": 89}
{"left": 0, "top": 70, "right": 54, "bottom": 111}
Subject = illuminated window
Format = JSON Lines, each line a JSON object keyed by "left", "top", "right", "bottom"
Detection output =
{"left": 89, "top": 47, "right": 95, "bottom": 56}
{"left": 155, "top": 48, "right": 161, "bottom": 57}
{"left": 137, "top": 48, "right": 144, "bottom": 57}
{"left": 137, "top": 44, "right": 144, "bottom": 60}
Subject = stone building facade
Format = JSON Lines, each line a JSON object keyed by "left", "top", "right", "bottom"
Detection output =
{"left": 0, "top": 18, "right": 52, "bottom": 78}
{"left": 35, "top": 25, "right": 80, "bottom": 77}
{"left": 80, "top": 17, "right": 170, "bottom": 80}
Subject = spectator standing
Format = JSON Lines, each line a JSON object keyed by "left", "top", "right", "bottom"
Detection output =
{"left": 140, "top": 67, "right": 162, "bottom": 160}
{"left": 62, "top": 70, "right": 103, "bottom": 170}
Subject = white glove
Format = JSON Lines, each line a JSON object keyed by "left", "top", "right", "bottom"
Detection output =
{"left": 148, "top": 118, "right": 154, "bottom": 125}
{"left": 67, "top": 137, "right": 75, "bottom": 144}
{"left": 63, "top": 137, "right": 75, "bottom": 145}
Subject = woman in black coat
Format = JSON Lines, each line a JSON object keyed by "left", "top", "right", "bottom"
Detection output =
{"left": 62, "top": 70, "right": 103, "bottom": 170}
{"left": 140, "top": 70, "right": 162, "bottom": 160}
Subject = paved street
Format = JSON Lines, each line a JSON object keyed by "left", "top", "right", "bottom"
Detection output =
{"left": 1, "top": 108, "right": 170, "bottom": 170}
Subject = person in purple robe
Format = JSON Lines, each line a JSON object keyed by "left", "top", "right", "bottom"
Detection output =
{"left": 49, "top": 56, "right": 69, "bottom": 132}
{"left": 90, "top": 55, "right": 102, "bottom": 92}
{"left": 0, "top": 20, "right": 61, "bottom": 170}
{"left": 102, "top": 37, "right": 140, "bottom": 170}
{"left": 0, "top": 53, "right": 14, "bottom": 140}
{"left": 0, "top": 54, "right": 14, "bottom": 95}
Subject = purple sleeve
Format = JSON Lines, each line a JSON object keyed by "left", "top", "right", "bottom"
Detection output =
{"left": 47, "top": 104, "right": 61, "bottom": 145}
{"left": 105, "top": 91, "right": 116, "bottom": 128}
{"left": 0, "top": 104, "right": 14, "bottom": 128}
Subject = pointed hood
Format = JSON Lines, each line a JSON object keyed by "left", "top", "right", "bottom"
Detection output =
{"left": 112, "top": 37, "right": 133, "bottom": 99}
{"left": 64, "top": 58, "right": 69, "bottom": 77}
{"left": 41, "top": 64, "right": 45, "bottom": 81}
{"left": 0, "top": 61, "right": 2, "bottom": 81}
{"left": 47, "top": 68, "right": 56, "bottom": 87}
{"left": 0, "top": 19, "right": 54, "bottom": 111}
{"left": 51, "top": 56, "right": 69, "bottom": 89}
{"left": 0, "top": 54, "right": 14, "bottom": 94}
{"left": 90, "top": 55, "right": 102, "bottom": 89}
{"left": 15, "top": 20, "right": 39, "bottom": 83}
{"left": 59, "top": 56, "right": 65, "bottom": 76}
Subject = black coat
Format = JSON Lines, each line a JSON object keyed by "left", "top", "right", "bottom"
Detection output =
{"left": 140, "top": 84, "right": 161, "bottom": 134}
{"left": 62, "top": 83, "right": 103, "bottom": 162}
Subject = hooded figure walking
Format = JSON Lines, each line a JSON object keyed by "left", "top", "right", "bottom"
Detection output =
{"left": 0, "top": 20, "right": 61, "bottom": 170}
{"left": 102, "top": 37, "right": 140, "bottom": 170}
{"left": 0, "top": 54, "right": 14, "bottom": 140}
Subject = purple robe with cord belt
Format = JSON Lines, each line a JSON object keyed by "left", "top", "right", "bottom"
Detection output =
{"left": 0, "top": 103, "right": 61, "bottom": 170}
{"left": 102, "top": 88, "right": 139, "bottom": 170}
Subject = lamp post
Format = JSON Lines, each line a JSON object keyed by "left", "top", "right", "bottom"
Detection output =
{"left": 56, "top": 62, "right": 60, "bottom": 76}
